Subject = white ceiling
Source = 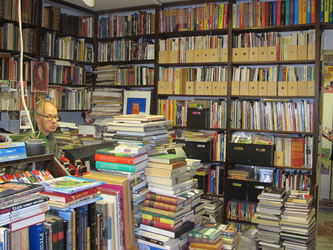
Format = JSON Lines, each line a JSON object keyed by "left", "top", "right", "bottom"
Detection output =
{"left": 63, "top": 0, "right": 188, "bottom": 12}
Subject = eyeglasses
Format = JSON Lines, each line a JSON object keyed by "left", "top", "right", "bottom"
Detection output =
{"left": 37, "top": 113, "right": 61, "bottom": 121}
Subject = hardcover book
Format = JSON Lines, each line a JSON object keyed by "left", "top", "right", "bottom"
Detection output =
{"left": 40, "top": 176, "right": 104, "bottom": 195}
{"left": 148, "top": 154, "right": 186, "bottom": 164}
{"left": 0, "top": 182, "right": 44, "bottom": 202}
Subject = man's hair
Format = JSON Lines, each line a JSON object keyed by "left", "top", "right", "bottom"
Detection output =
{"left": 35, "top": 100, "right": 57, "bottom": 115}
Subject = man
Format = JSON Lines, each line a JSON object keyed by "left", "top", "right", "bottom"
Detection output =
{"left": 35, "top": 100, "right": 60, "bottom": 158}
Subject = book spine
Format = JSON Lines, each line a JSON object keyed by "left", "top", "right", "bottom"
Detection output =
{"left": 145, "top": 192, "right": 180, "bottom": 206}
{"left": 295, "top": 0, "right": 299, "bottom": 24}
{"left": 141, "top": 213, "right": 175, "bottom": 225}
{"left": 143, "top": 199, "right": 178, "bottom": 212}
{"left": 95, "top": 153, "right": 135, "bottom": 164}
{"left": 285, "top": 0, "right": 290, "bottom": 25}
{"left": 95, "top": 161, "right": 136, "bottom": 173}
{"left": 277, "top": 0, "right": 282, "bottom": 25}
{"left": 321, "top": 0, "right": 325, "bottom": 22}
{"left": 141, "top": 218, "right": 175, "bottom": 231}
{"left": 141, "top": 206, "right": 176, "bottom": 218}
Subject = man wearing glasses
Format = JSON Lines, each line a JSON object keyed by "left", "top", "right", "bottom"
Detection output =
{"left": 35, "top": 100, "right": 61, "bottom": 158}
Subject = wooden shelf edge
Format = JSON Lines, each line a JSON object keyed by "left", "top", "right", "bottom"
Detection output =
{"left": 230, "top": 129, "right": 313, "bottom": 135}
{"left": 98, "top": 60, "right": 155, "bottom": 65}
{"left": 159, "top": 29, "right": 228, "bottom": 38}
{"left": 97, "top": 34, "right": 155, "bottom": 41}
{"left": 158, "top": 94, "right": 227, "bottom": 98}
{"left": 233, "top": 23, "right": 315, "bottom": 33}
{"left": 0, "top": 154, "right": 54, "bottom": 168}
{"left": 231, "top": 95, "right": 315, "bottom": 99}
{"left": 232, "top": 60, "right": 315, "bottom": 65}
{"left": 159, "top": 62, "right": 228, "bottom": 67}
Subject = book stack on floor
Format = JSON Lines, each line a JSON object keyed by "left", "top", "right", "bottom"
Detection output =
{"left": 280, "top": 191, "right": 316, "bottom": 250}
{"left": 201, "top": 194, "right": 224, "bottom": 223}
{"left": 188, "top": 226, "right": 224, "bottom": 250}
{"left": 54, "top": 121, "right": 82, "bottom": 150}
{"left": 0, "top": 142, "right": 27, "bottom": 163}
{"left": 89, "top": 87, "right": 122, "bottom": 125}
{"left": 0, "top": 181, "right": 49, "bottom": 248}
{"left": 106, "top": 114, "right": 171, "bottom": 155}
{"left": 78, "top": 124, "right": 103, "bottom": 145}
{"left": 38, "top": 176, "right": 104, "bottom": 250}
{"left": 252, "top": 187, "right": 286, "bottom": 250}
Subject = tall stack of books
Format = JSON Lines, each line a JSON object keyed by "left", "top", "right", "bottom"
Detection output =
{"left": 78, "top": 124, "right": 103, "bottom": 145}
{"left": 138, "top": 153, "right": 204, "bottom": 249}
{"left": 107, "top": 114, "right": 171, "bottom": 154}
{"left": 54, "top": 121, "right": 82, "bottom": 149}
{"left": 280, "top": 191, "right": 316, "bottom": 250}
{"left": 201, "top": 194, "right": 224, "bottom": 223}
{"left": 89, "top": 87, "right": 122, "bottom": 125}
{"left": 252, "top": 187, "right": 286, "bottom": 249}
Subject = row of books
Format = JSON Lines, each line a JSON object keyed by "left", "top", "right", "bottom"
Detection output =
{"left": 48, "top": 87, "right": 92, "bottom": 111}
{"left": 232, "top": 0, "right": 315, "bottom": 28}
{"left": 226, "top": 200, "right": 257, "bottom": 222}
{"left": 231, "top": 100, "right": 314, "bottom": 132}
{"left": 97, "top": 38, "right": 154, "bottom": 62}
{"left": 233, "top": 65, "right": 315, "bottom": 82}
{"left": 158, "top": 99, "right": 227, "bottom": 129}
{"left": 42, "top": 3, "right": 94, "bottom": 38}
{"left": 159, "top": 3, "right": 229, "bottom": 32}
{"left": 40, "top": 32, "right": 94, "bottom": 63}
{"left": 195, "top": 164, "right": 224, "bottom": 195}
{"left": 322, "top": 0, "right": 333, "bottom": 22}
{"left": 0, "top": 0, "right": 38, "bottom": 25}
{"left": 94, "top": 64, "right": 154, "bottom": 86}
{"left": 98, "top": 12, "right": 155, "bottom": 38}
{"left": 0, "top": 24, "right": 36, "bottom": 53}
{"left": 273, "top": 170, "right": 312, "bottom": 192}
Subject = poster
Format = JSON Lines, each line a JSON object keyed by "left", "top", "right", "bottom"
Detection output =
{"left": 123, "top": 90, "right": 151, "bottom": 115}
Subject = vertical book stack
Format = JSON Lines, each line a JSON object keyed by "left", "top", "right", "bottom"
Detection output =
{"left": 252, "top": 187, "right": 286, "bottom": 250}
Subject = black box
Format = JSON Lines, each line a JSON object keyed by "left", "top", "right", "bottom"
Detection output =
{"left": 183, "top": 140, "right": 213, "bottom": 162}
{"left": 228, "top": 143, "right": 275, "bottom": 166}
{"left": 247, "top": 180, "right": 272, "bottom": 202}
{"left": 226, "top": 179, "right": 248, "bottom": 200}
{"left": 187, "top": 107, "right": 210, "bottom": 129}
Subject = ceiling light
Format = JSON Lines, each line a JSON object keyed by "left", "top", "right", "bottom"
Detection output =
{"left": 82, "top": 0, "right": 95, "bottom": 8}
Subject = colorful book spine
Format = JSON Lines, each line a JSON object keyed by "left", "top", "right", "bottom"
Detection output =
{"left": 143, "top": 199, "right": 178, "bottom": 212}
{"left": 145, "top": 192, "right": 181, "bottom": 206}
{"left": 141, "top": 212, "right": 176, "bottom": 225}
{"left": 95, "top": 161, "right": 141, "bottom": 173}
{"left": 141, "top": 218, "right": 176, "bottom": 231}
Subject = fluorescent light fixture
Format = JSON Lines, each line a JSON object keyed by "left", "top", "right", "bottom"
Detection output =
{"left": 82, "top": 0, "right": 95, "bottom": 8}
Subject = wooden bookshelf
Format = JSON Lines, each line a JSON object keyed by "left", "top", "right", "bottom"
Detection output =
{"left": 97, "top": 60, "right": 155, "bottom": 66}
{"left": 40, "top": 27, "right": 95, "bottom": 41}
{"left": 232, "top": 23, "right": 316, "bottom": 33}
{"left": 42, "top": 56, "right": 93, "bottom": 65}
{"left": 158, "top": 29, "right": 228, "bottom": 38}
{"left": 230, "top": 129, "right": 314, "bottom": 136}
{"left": 98, "top": 34, "right": 155, "bottom": 41}
{"left": 0, "top": 154, "right": 55, "bottom": 168}
{"left": 232, "top": 60, "right": 316, "bottom": 65}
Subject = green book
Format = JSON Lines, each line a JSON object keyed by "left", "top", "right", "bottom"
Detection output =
{"left": 148, "top": 154, "right": 186, "bottom": 164}
{"left": 285, "top": 0, "right": 290, "bottom": 25}
{"left": 96, "top": 147, "right": 139, "bottom": 158}
{"left": 95, "top": 160, "right": 147, "bottom": 173}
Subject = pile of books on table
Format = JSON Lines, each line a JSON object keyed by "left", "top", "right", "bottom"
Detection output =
{"left": 280, "top": 191, "right": 316, "bottom": 250}
{"left": 252, "top": 187, "right": 286, "bottom": 250}
{"left": 188, "top": 226, "right": 224, "bottom": 249}
{"left": 137, "top": 153, "right": 204, "bottom": 249}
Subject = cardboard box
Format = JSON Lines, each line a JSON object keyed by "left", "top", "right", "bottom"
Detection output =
{"left": 221, "top": 48, "right": 228, "bottom": 62}
{"left": 258, "top": 81, "right": 268, "bottom": 96}
{"left": 267, "top": 46, "right": 277, "bottom": 61}
{"left": 209, "top": 48, "right": 219, "bottom": 62}
{"left": 267, "top": 81, "right": 277, "bottom": 96}
{"left": 159, "top": 51, "right": 167, "bottom": 64}
{"left": 194, "top": 49, "right": 202, "bottom": 63}
{"left": 186, "top": 50, "right": 194, "bottom": 63}
{"left": 240, "top": 81, "right": 249, "bottom": 95}
{"left": 157, "top": 81, "right": 165, "bottom": 94}
{"left": 169, "top": 50, "right": 179, "bottom": 63}
{"left": 249, "top": 81, "right": 258, "bottom": 95}
{"left": 203, "top": 82, "right": 212, "bottom": 95}
{"left": 164, "top": 82, "right": 173, "bottom": 95}
{"left": 287, "top": 45, "right": 297, "bottom": 60}
{"left": 231, "top": 81, "right": 240, "bottom": 95}
{"left": 278, "top": 81, "right": 288, "bottom": 96}
{"left": 221, "top": 81, "right": 228, "bottom": 96}
{"left": 308, "top": 45, "right": 315, "bottom": 60}
{"left": 249, "top": 47, "right": 259, "bottom": 61}
{"left": 297, "top": 81, "right": 308, "bottom": 96}
{"left": 307, "top": 81, "right": 315, "bottom": 96}
{"left": 240, "top": 47, "right": 249, "bottom": 61}
{"left": 288, "top": 81, "right": 298, "bottom": 96}
{"left": 258, "top": 47, "right": 268, "bottom": 61}
{"left": 195, "top": 81, "right": 204, "bottom": 94}
{"left": 298, "top": 45, "right": 308, "bottom": 60}
{"left": 186, "top": 81, "right": 195, "bottom": 95}
{"left": 202, "top": 49, "right": 210, "bottom": 62}
{"left": 233, "top": 48, "right": 240, "bottom": 62}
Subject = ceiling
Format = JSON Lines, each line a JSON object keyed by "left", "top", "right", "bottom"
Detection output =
{"left": 63, "top": 0, "right": 188, "bottom": 12}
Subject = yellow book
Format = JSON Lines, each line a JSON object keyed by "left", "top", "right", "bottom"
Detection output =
{"left": 299, "top": 0, "right": 304, "bottom": 24}
{"left": 141, "top": 213, "right": 176, "bottom": 225}
{"left": 141, "top": 206, "right": 176, "bottom": 218}
{"left": 87, "top": 227, "right": 91, "bottom": 250}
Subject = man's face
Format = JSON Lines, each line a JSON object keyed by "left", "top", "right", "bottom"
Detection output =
{"left": 35, "top": 103, "right": 58, "bottom": 136}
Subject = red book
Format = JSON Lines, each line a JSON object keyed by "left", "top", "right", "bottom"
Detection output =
{"left": 142, "top": 218, "right": 177, "bottom": 231}
{"left": 95, "top": 153, "right": 148, "bottom": 165}
{"left": 40, "top": 187, "right": 98, "bottom": 203}
{"left": 223, "top": 4, "right": 228, "bottom": 29}
{"left": 311, "top": 0, "right": 315, "bottom": 23}
{"left": 143, "top": 199, "right": 181, "bottom": 212}
{"left": 291, "top": 138, "right": 305, "bottom": 167}
{"left": 261, "top": 2, "right": 265, "bottom": 27}
{"left": 145, "top": 192, "right": 185, "bottom": 206}
{"left": 277, "top": 0, "right": 281, "bottom": 26}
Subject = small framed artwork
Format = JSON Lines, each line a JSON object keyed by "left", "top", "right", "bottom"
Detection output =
{"left": 123, "top": 90, "right": 151, "bottom": 115}
{"left": 31, "top": 61, "right": 48, "bottom": 92}
{"left": 20, "top": 110, "right": 32, "bottom": 129}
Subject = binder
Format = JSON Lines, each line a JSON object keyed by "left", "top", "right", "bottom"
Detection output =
{"left": 165, "top": 82, "right": 173, "bottom": 95}
{"left": 203, "top": 82, "right": 212, "bottom": 95}
{"left": 240, "top": 81, "right": 249, "bottom": 95}
{"left": 274, "top": 151, "right": 284, "bottom": 166}
{"left": 267, "top": 81, "right": 277, "bottom": 96}
{"left": 298, "top": 45, "right": 308, "bottom": 60}
{"left": 159, "top": 51, "right": 167, "bottom": 64}
{"left": 221, "top": 81, "right": 228, "bottom": 96}
{"left": 221, "top": 48, "right": 228, "bottom": 62}
{"left": 157, "top": 81, "right": 165, "bottom": 94}
{"left": 287, "top": 81, "right": 298, "bottom": 96}
{"left": 258, "top": 82, "right": 268, "bottom": 96}
{"left": 194, "top": 49, "right": 202, "bottom": 63}
{"left": 240, "top": 48, "right": 249, "bottom": 61}
{"left": 186, "top": 50, "right": 194, "bottom": 63}
{"left": 249, "top": 47, "right": 259, "bottom": 61}
{"left": 278, "top": 81, "right": 288, "bottom": 96}
{"left": 248, "top": 81, "right": 258, "bottom": 96}
{"left": 232, "top": 48, "right": 240, "bottom": 62}
{"left": 186, "top": 81, "right": 195, "bottom": 95}
{"left": 267, "top": 46, "right": 277, "bottom": 61}
{"left": 169, "top": 50, "right": 179, "bottom": 63}
{"left": 297, "top": 81, "right": 308, "bottom": 96}
{"left": 202, "top": 49, "right": 210, "bottom": 62}
{"left": 208, "top": 49, "right": 219, "bottom": 62}
{"left": 231, "top": 81, "right": 240, "bottom": 95}
{"left": 308, "top": 45, "right": 315, "bottom": 60}
{"left": 287, "top": 45, "right": 297, "bottom": 60}
{"left": 258, "top": 47, "right": 268, "bottom": 61}
{"left": 195, "top": 81, "right": 204, "bottom": 94}
{"left": 307, "top": 81, "right": 315, "bottom": 96}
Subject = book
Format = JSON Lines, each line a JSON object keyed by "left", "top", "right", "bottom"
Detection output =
{"left": 11, "top": 213, "right": 46, "bottom": 232}
{"left": 40, "top": 176, "right": 104, "bottom": 195}
{"left": 141, "top": 203, "right": 191, "bottom": 218}
{"left": 96, "top": 160, "right": 148, "bottom": 173}
{"left": 40, "top": 187, "right": 98, "bottom": 203}
{"left": 96, "top": 147, "right": 141, "bottom": 158}
{"left": 190, "top": 239, "right": 224, "bottom": 249}
{"left": 141, "top": 218, "right": 182, "bottom": 231}
{"left": 146, "top": 173, "right": 191, "bottom": 186}
{"left": 148, "top": 154, "right": 186, "bottom": 164}
{"left": 115, "top": 143, "right": 147, "bottom": 154}
{"left": 145, "top": 166, "right": 188, "bottom": 178}
{"left": 139, "top": 221, "right": 194, "bottom": 238}
{"left": 95, "top": 153, "right": 148, "bottom": 164}
{"left": 0, "top": 182, "right": 44, "bottom": 203}
{"left": 143, "top": 199, "right": 184, "bottom": 213}
{"left": 147, "top": 161, "right": 187, "bottom": 170}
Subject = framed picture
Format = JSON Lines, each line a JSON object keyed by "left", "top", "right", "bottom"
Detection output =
{"left": 31, "top": 61, "right": 48, "bottom": 92}
{"left": 123, "top": 90, "right": 151, "bottom": 115}
{"left": 20, "top": 110, "right": 31, "bottom": 129}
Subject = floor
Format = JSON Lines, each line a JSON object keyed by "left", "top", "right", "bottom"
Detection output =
{"left": 317, "top": 206, "right": 333, "bottom": 250}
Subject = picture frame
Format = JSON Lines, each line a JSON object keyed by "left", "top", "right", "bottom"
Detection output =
{"left": 123, "top": 90, "right": 151, "bottom": 115}
{"left": 31, "top": 61, "right": 48, "bottom": 93}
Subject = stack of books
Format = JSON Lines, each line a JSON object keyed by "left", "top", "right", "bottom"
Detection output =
{"left": 280, "top": 191, "right": 316, "bottom": 250}
{"left": 0, "top": 182, "right": 48, "bottom": 233}
{"left": 54, "top": 122, "right": 82, "bottom": 149}
{"left": 107, "top": 114, "right": 171, "bottom": 154}
{"left": 252, "top": 187, "right": 286, "bottom": 249}
{"left": 89, "top": 87, "right": 122, "bottom": 125}
{"left": 188, "top": 226, "right": 224, "bottom": 250}
{"left": 201, "top": 194, "right": 224, "bottom": 223}
{"left": 78, "top": 124, "right": 103, "bottom": 145}
{"left": 0, "top": 142, "right": 27, "bottom": 162}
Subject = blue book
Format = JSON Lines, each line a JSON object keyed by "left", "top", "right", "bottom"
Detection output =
{"left": 273, "top": 2, "right": 277, "bottom": 26}
{"left": 294, "top": 0, "right": 299, "bottom": 24}
{"left": 0, "top": 152, "right": 27, "bottom": 162}
{"left": 307, "top": 0, "right": 312, "bottom": 23}
{"left": 95, "top": 160, "right": 148, "bottom": 173}
{"left": 321, "top": 0, "right": 325, "bottom": 22}
{"left": 41, "top": 176, "right": 104, "bottom": 195}
{"left": 285, "top": 0, "right": 290, "bottom": 25}
{"left": 29, "top": 223, "right": 45, "bottom": 250}
{"left": 0, "top": 145, "right": 26, "bottom": 156}
{"left": 57, "top": 209, "right": 74, "bottom": 250}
